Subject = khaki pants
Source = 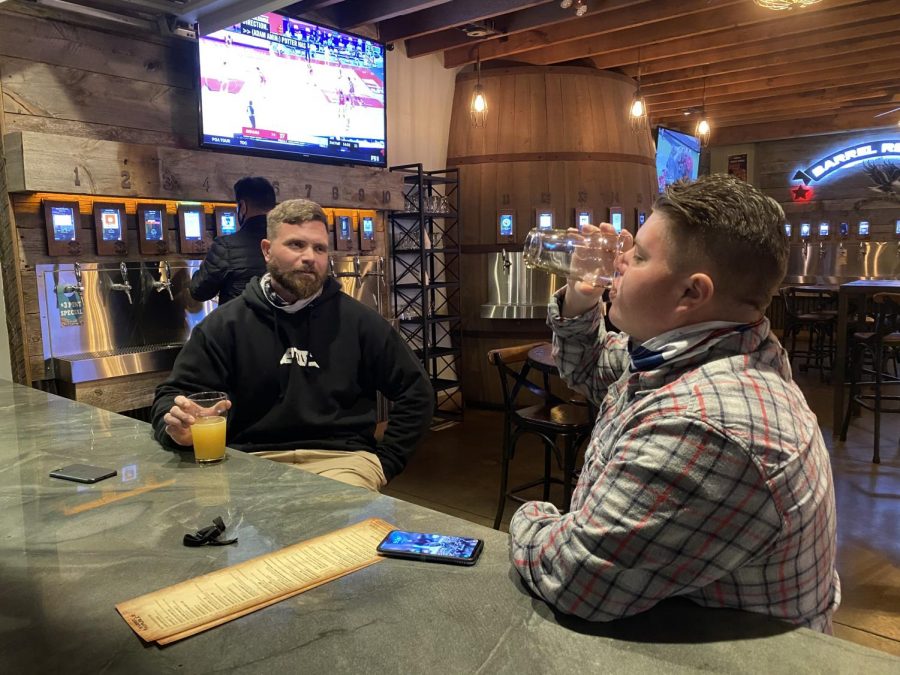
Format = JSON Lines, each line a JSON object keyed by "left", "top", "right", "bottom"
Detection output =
{"left": 251, "top": 449, "right": 387, "bottom": 492}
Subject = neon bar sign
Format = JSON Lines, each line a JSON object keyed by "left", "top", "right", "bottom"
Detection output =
{"left": 793, "top": 140, "right": 900, "bottom": 185}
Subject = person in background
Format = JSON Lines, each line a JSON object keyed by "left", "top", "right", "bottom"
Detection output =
{"left": 190, "top": 176, "right": 276, "bottom": 305}
{"left": 155, "top": 199, "right": 433, "bottom": 491}
{"left": 509, "top": 174, "right": 840, "bottom": 633}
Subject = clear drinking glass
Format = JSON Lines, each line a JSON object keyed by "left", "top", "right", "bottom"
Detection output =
{"left": 187, "top": 391, "right": 228, "bottom": 464}
{"left": 523, "top": 228, "right": 625, "bottom": 288}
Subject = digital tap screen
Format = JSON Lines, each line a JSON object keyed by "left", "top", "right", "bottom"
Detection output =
{"left": 143, "top": 209, "right": 164, "bottom": 241}
{"left": 818, "top": 222, "right": 829, "bottom": 237}
{"left": 784, "top": 223, "right": 792, "bottom": 237}
{"left": 183, "top": 210, "right": 203, "bottom": 240}
{"left": 577, "top": 212, "right": 591, "bottom": 229}
{"left": 51, "top": 206, "right": 77, "bottom": 241}
{"left": 362, "top": 216, "right": 375, "bottom": 240}
{"left": 338, "top": 216, "right": 352, "bottom": 240}
{"left": 220, "top": 210, "right": 237, "bottom": 235}
{"left": 100, "top": 209, "right": 123, "bottom": 241}
{"left": 858, "top": 221, "right": 869, "bottom": 237}
{"left": 638, "top": 212, "right": 646, "bottom": 226}
{"left": 499, "top": 213, "right": 513, "bottom": 237}
{"left": 610, "top": 211, "right": 623, "bottom": 234}
{"left": 839, "top": 222, "right": 849, "bottom": 237}
{"left": 896, "top": 219, "right": 900, "bottom": 236}
{"left": 800, "top": 223, "right": 810, "bottom": 239}
{"left": 538, "top": 212, "right": 553, "bottom": 230}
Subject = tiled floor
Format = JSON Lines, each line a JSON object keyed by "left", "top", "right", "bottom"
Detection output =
{"left": 385, "top": 370, "right": 900, "bottom": 656}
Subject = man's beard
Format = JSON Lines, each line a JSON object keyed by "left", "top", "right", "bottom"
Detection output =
{"left": 267, "top": 260, "right": 326, "bottom": 300}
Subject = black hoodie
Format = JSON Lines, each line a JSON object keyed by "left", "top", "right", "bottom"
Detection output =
{"left": 189, "top": 214, "right": 268, "bottom": 305}
{"left": 152, "top": 276, "right": 433, "bottom": 480}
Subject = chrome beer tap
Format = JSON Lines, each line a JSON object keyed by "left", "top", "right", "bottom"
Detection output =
{"left": 501, "top": 248, "right": 512, "bottom": 275}
{"left": 110, "top": 261, "right": 133, "bottom": 304}
{"left": 62, "top": 261, "right": 84, "bottom": 294}
{"left": 152, "top": 260, "right": 174, "bottom": 300}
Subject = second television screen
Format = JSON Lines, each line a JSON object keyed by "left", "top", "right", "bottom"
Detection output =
{"left": 198, "top": 12, "right": 386, "bottom": 166}
{"left": 655, "top": 127, "right": 700, "bottom": 193}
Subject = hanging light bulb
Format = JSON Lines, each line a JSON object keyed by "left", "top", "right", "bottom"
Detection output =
{"left": 629, "top": 48, "right": 648, "bottom": 133}
{"left": 575, "top": 0, "right": 588, "bottom": 17}
{"left": 695, "top": 117, "right": 711, "bottom": 147}
{"left": 753, "top": 0, "right": 823, "bottom": 10}
{"left": 470, "top": 48, "right": 487, "bottom": 128}
{"left": 560, "top": 0, "right": 573, "bottom": 8}
{"left": 695, "top": 78, "right": 711, "bottom": 147}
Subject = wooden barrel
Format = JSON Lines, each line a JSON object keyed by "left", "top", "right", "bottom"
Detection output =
{"left": 447, "top": 65, "right": 656, "bottom": 406}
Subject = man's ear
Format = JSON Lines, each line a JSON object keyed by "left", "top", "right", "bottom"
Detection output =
{"left": 261, "top": 238, "right": 271, "bottom": 262}
{"left": 677, "top": 272, "right": 714, "bottom": 311}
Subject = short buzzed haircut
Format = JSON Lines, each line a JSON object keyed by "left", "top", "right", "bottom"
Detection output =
{"left": 233, "top": 176, "right": 277, "bottom": 211}
{"left": 654, "top": 174, "right": 788, "bottom": 311}
{"left": 266, "top": 199, "right": 329, "bottom": 240}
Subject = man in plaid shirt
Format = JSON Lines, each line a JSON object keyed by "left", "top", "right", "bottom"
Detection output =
{"left": 510, "top": 174, "right": 840, "bottom": 632}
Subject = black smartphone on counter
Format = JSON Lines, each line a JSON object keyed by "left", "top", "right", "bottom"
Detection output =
{"left": 50, "top": 464, "right": 117, "bottom": 484}
{"left": 377, "top": 529, "right": 484, "bottom": 566}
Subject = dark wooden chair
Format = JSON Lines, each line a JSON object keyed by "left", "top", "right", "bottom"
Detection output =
{"left": 780, "top": 286, "right": 837, "bottom": 381}
{"left": 839, "top": 292, "right": 900, "bottom": 464}
{"left": 488, "top": 342, "right": 593, "bottom": 529}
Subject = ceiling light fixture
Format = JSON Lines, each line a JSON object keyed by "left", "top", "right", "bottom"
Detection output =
{"left": 753, "top": 0, "right": 823, "bottom": 10}
{"left": 470, "top": 47, "right": 487, "bottom": 128}
{"left": 629, "top": 48, "right": 648, "bottom": 133}
{"left": 695, "top": 78, "right": 711, "bottom": 147}
{"left": 560, "top": 0, "right": 588, "bottom": 16}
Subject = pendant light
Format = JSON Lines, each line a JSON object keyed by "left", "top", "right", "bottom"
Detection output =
{"left": 695, "top": 78, "right": 711, "bottom": 147}
{"left": 470, "top": 47, "right": 487, "bottom": 128}
{"left": 629, "top": 48, "right": 648, "bottom": 133}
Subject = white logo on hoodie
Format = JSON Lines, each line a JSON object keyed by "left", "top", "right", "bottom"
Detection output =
{"left": 279, "top": 348, "right": 320, "bottom": 368}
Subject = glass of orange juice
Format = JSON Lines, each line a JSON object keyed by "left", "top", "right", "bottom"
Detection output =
{"left": 187, "top": 391, "right": 228, "bottom": 464}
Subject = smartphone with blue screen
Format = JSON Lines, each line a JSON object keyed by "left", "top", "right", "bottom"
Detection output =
{"left": 376, "top": 529, "right": 483, "bottom": 566}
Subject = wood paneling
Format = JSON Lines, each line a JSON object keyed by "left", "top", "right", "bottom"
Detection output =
{"left": 58, "top": 370, "right": 170, "bottom": 412}
{"left": 755, "top": 130, "right": 900, "bottom": 240}
{"left": 5, "top": 131, "right": 405, "bottom": 209}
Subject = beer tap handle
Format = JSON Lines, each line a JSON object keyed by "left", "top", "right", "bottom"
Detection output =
{"left": 74, "top": 261, "right": 82, "bottom": 285}
{"left": 163, "top": 259, "right": 171, "bottom": 281}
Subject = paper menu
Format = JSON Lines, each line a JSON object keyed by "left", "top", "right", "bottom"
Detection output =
{"left": 116, "top": 518, "right": 394, "bottom": 645}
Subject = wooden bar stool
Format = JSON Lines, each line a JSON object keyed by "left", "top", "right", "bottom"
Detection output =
{"left": 839, "top": 292, "right": 900, "bottom": 464}
{"left": 488, "top": 342, "right": 593, "bottom": 529}
{"left": 780, "top": 286, "right": 837, "bottom": 381}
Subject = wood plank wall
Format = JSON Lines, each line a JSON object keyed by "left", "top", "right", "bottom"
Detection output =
{"left": 0, "top": 6, "right": 401, "bottom": 405}
{"left": 756, "top": 130, "right": 899, "bottom": 236}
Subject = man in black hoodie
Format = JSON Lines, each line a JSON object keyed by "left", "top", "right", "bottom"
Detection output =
{"left": 190, "top": 176, "right": 276, "bottom": 305}
{"left": 153, "top": 199, "right": 433, "bottom": 490}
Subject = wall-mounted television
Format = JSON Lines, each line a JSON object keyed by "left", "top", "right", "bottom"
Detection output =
{"left": 655, "top": 126, "right": 700, "bottom": 193}
{"left": 198, "top": 12, "right": 386, "bottom": 167}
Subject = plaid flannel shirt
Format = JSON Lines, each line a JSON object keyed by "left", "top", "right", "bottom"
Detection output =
{"left": 509, "top": 295, "right": 840, "bottom": 632}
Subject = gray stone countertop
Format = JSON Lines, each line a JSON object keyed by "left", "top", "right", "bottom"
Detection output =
{"left": 0, "top": 381, "right": 896, "bottom": 674}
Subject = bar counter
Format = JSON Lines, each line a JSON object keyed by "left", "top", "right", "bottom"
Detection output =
{"left": 1, "top": 381, "right": 897, "bottom": 673}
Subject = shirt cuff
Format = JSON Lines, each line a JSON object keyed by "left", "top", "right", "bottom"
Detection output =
{"left": 547, "top": 288, "right": 603, "bottom": 336}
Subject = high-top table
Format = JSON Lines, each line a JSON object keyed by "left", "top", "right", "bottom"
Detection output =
{"left": 1, "top": 381, "right": 896, "bottom": 673}
{"left": 831, "top": 279, "right": 900, "bottom": 431}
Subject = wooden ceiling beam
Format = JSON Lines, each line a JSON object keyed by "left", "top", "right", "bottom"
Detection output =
{"left": 377, "top": 0, "right": 546, "bottom": 43}
{"left": 666, "top": 87, "right": 899, "bottom": 119}
{"left": 584, "top": 0, "right": 892, "bottom": 71}
{"left": 644, "top": 63, "right": 900, "bottom": 110}
{"left": 334, "top": 0, "right": 451, "bottom": 29}
{"left": 639, "top": 37, "right": 900, "bottom": 96}
{"left": 707, "top": 108, "right": 900, "bottom": 144}
{"left": 440, "top": 0, "right": 744, "bottom": 68}
{"left": 406, "top": 0, "right": 647, "bottom": 59}
{"left": 514, "top": 0, "right": 870, "bottom": 66}
{"left": 637, "top": 22, "right": 900, "bottom": 82}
